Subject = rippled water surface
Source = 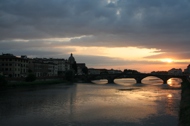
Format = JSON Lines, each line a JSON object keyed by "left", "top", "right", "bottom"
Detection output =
{"left": 0, "top": 77, "right": 181, "bottom": 126}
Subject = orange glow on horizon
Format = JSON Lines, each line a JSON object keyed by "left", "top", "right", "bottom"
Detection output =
{"left": 161, "top": 58, "right": 173, "bottom": 63}
{"left": 52, "top": 45, "right": 188, "bottom": 72}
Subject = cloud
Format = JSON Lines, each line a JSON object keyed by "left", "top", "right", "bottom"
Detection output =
{"left": 0, "top": 40, "right": 76, "bottom": 58}
{"left": 144, "top": 52, "right": 190, "bottom": 60}
{"left": 0, "top": 0, "right": 190, "bottom": 71}
{"left": 1, "top": 0, "right": 190, "bottom": 39}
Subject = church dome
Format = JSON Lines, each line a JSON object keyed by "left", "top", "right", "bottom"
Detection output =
{"left": 68, "top": 53, "right": 75, "bottom": 64}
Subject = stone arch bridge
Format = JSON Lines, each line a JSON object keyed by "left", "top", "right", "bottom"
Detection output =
{"left": 76, "top": 73, "right": 187, "bottom": 84}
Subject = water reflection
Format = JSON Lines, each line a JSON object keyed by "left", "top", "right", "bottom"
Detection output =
{"left": 167, "top": 94, "right": 173, "bottom": 98}
{"left": 74, "top": 84, "right": 156, "bottom": 123}
{"left": 114, "top": 78, "right": 136, "bottom": 86}
{"left": 91, "top": 79, "right": 108, "bottom": 84}
{"left": 0, "top": 78, "right": 181, "bottom": 126}
{"left": 167, "top": 78, "right": 182, "bottom": 88}
{"left": 142, "top": 76, "right": 163, "bottom": 85}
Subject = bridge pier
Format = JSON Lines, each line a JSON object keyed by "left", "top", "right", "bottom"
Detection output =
{"left": 108, "top": 78, "right": 114, "bottom": 84}
{"left": 163, "top": 79, "right": 168, "bottom": 84}
{"left": 135, "top": 77, "right": 142, "bottom": 84}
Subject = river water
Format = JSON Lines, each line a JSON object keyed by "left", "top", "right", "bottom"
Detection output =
{"left": 0, "top": 77, "right": 182, "bottom": 126}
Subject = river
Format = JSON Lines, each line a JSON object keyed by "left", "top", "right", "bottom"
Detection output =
{"left": 0, "top": 77, "right": 182, "bottom": 126}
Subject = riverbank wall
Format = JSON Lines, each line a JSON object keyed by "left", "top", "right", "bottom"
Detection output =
{"left": 0, "top": 76, "right": 68, "bottom": 90}
{"left": 179, "top": 80, "right": 190, "bottom": 126}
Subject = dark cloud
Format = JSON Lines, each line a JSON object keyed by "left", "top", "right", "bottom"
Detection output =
{"left": 0, "top": 0, "right": 190, "bottom": 69}
{"left": 1, "top": 0, "right": 190, "bottom": 39}
{"left": 0, "top": 40, "right": 75, "bottom": 58}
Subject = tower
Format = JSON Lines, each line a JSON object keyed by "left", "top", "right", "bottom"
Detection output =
{"left": 68, "top": 53, "right": 77, "bottom": 73}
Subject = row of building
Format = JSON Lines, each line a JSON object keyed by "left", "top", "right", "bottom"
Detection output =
{"left": 151, "top": 66, "right": 190, "bottom": 75}
{"left": 1, "top": 52, "right": 190, "bottom": 78}
{"left": 0, "top": 53, "right": 125, "bottom": 78}
{"left": 0, "top": 53, "right": 86, "bottom": 78}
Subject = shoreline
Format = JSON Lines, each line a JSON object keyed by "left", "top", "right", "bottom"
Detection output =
{"left": 0, "top": 79, "right": 71, "bottom": 91}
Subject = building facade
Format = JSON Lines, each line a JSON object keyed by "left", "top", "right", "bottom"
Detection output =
{"left": 0, "top": 53, "right": 28, "bottom": 77}
{"left": 0, "top": 53, "right": 86, "bottom": 78}
{"left": 28, "top": 59, "right": 48, "bottom": 77}
{"left": 29, "top": 58, "right": 69, "bottom": 77}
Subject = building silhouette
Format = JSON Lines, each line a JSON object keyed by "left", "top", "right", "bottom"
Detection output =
{"left": 0, "top": 53, "right": 87, "bottom": 78}
{"left": 0, "top": 53, "right": 28, "bottom": 77}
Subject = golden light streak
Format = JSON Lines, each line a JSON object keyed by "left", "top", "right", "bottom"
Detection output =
{"left": 55, "top": 46, "right": 162, "bottom": 61}
{"left": 161, "top": 58, "right": 173, "bottom": 63}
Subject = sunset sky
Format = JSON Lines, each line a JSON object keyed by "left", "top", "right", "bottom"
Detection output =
{"left": 1, "top": 0, "right": 190, "bottom": 72}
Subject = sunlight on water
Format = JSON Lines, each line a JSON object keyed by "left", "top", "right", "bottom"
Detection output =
{"left": 73, "top": 84, "right": 157, "bottom": 123}
{"left": 167, "top": 94, "right": 173, "bottom": 98}
{"left": 91, "top": 79, "right": 108, "bottom": 84}
{"left": 167, "top": 78, "right": 182, "bottom": 88}
{"left": 0, "top": 77, "right": 181, "bottom": 126}
{"left": 114, "top": 78, "right": 136, "bottom": 86}
{"left": 142, "top": 76, "right": 163, "bottom": 85}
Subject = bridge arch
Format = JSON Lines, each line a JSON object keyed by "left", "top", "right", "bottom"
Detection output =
{"left": 141, "top": 76, "right": 164, "bottom": 85}
{"left": 167, "top": 77, "right": 182, "bottom": 87}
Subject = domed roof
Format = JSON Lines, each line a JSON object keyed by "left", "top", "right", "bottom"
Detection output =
{"left": 68, "top": 53, "right": 75, "bottom": 64}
